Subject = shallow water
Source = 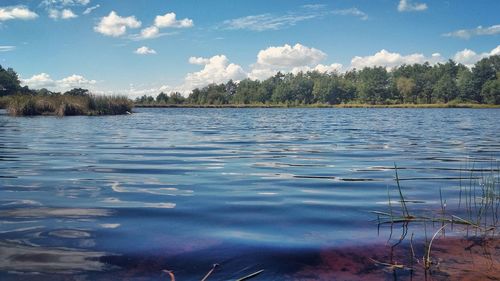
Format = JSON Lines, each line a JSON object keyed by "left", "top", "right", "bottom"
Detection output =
{"left": 0, "top": 108, "right": 499, "bottom": 280}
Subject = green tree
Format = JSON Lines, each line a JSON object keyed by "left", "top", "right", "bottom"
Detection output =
{"left": 456, "top": 68, "right": 474, "bottom": 101}
{"left": 156, "top": 92, "right": 169, "bottom": 103}
{"left": 357, "top": 67, "right": 390, "bottom": 104}
{"left": 64, "top": 88, "right": 90, "bottom": 96}
{"left": 432, "top": 74, "right": 458, "bottom": 103}
{"left": 396, "top": 77, "right": 416, "bottom": 103}
{"left": 0, "top": 65, "right": 21, "bottom": 96}
{"left": 481, "top": 74, "right": 500, "bottom": 104}
{"left": 169, "top": 92, "right": 185, "bottom": 104}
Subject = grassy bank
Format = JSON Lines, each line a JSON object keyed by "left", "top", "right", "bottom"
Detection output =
{"left": 4, "top": 95, "right": 133, "bottom": 116}
{"left": 134, "top": 102, "right": 500, "bottom": 109}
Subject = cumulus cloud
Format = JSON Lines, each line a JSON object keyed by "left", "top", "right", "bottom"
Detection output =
{"left": 135, "top": 46, "right": 157, "bottom": 55}
{"left": 22, "top": 73, "right": 55, "bottom": 89}
{"left": 139, "top": 26, "right": 160, "bottom": 39}
{"left": 350, "top": 49, "right": 443, "bottom": 70}
{"left": 291, "top": 63, "right": 343, "bottom": 74}
{"left": 398, "top": 0, "right": 428, "bottom": 12}
{"left": 256, "top": 43, "right": 326, "bottom": 68}
{"left": 94, "top": 11, "right": 141, "bottom": 37}
{"left": 154, "top": 12, "right": 193, "bottom": 28}
{"left": 58, "top": 74, "right": 96, "bottom": 88}
{"left": 123, "top": 84, "right": 173, "bottom": 99}
{"left": 83, "top": 4, "right": 100, "bottom": 15}
{"left": 247, "top": 43, "right": 338, "bottom": 80}
{"left": 443, "top": 24, "right": 500, "bottom": 39}
{"left": 247, "top": 43, "right": 332, "bottom": 80}
{"left": 48, "top": 8, "right": 77, "bottom": 20}
{"left": 332, "top": 8, "right": 368, "bottom": 20}
{"left": 0, "top": 46, "right": 15, "bottom": 52}
{"left": 453, "top": 45, "right": 500, "bottom": 67}
{"left": 188, "top": 57, "right": 210, "bottom": 65}
{"left": 0, "top": 6, "right": 38, "bottom": 21}
{"left": 22, "top": 73, "right": 96, "bottom": 90}
{"left": 138, "top": 12, "right": 193, "bottom": 39}
{"left": 183, "top": 55, "right": 246, "bottom": 90}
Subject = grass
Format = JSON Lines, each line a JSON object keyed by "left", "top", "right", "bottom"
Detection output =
{"left": 372, "top": 163, "right": 499, "bottom": 274}
{"left": 4, "top": 94, "right": 133, "bottom": 116}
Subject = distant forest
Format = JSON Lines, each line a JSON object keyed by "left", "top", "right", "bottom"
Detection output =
{"left": 1, "top": 55, "right": 499, "bottom": 106}
{"left": 137, "top": 55, "right": 500, "bottom": 106}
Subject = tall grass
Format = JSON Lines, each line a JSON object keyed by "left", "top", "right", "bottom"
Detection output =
{"left": 5, "top": 94, "right": 133, "bottom": 116}
{"left": 372, "top": 164, "right": 499, "bottom": 274}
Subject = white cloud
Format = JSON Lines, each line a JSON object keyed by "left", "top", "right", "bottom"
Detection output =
{"left": 139, "top": 26, "right": 160, "bottom": 39}
{"left": 154, "top": 12, "right": 193, "bottom": 28}
{"left": 332, "top": 8, "right": 368, "bottom": 20}
{"left": 0, "top": 6, "right": 38, "bottom": 21}
{"left": 188, "top": 57, "right": 210, "bottom": 65}
{"left": 398, "top": 0, "right": 428, "bottom": 12}
{"left": 443, "top": 24, "right": 500, "bottom": 39}
{"left": 183, "top": 55, "right": 246, "bottom": 90}
{"left": 291, "top": 63, "right": 343, "bottom": 74}
{"left": 223, "top": 13, "right": 318, "bottom": 31}
{"left": 94, "top": 11, "right": 141, "bottom": 37}
{"left": 0, "top": 45, "right": 15, "bottom": 52}
{"left": 302, "top": 4, "right": 327, "bottom": 10}
{"left": 59, "top": 74, "right": 96, "bottom": 88}
{"left": 122, "top": 84, "right": 173, "bottom": 99}
{"left": 138, "top": 12, "right": 193, "bottom": 40}
{"left": 22, "top": 73, "right": 55, "bottom": 89}
{"left": 22, "top": 73, "right": 96, "bottom": 90}
{"left": 350, "top": 49, "right": 442, "bottom": 70}
{"left": 248, "top": 43, "right": 330, "bottom": 80}
{"left": 453, "top": 45, "right": 500, "bottom": 67}
{"left": 256, "top": 43, "right": 326, "bottom": 68}
{"left": 135, "top": 46, "right": 157, "bottom": 55}
{"left": 41, "top": 0, "right": 90, "bottom": 7}
{"left": 83, "top": 4, "right": 100, "bottom": 15}
{"left": 48, "top": 8, "right": 77, "bottom": 20}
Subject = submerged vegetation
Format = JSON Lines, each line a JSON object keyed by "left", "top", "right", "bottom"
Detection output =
{"left": 136, "top": 55, "right": 500, "bottom": 106}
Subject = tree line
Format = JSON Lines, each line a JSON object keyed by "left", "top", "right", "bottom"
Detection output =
{"left": 2, "top": 55, "right": 499, "bottom": 105}
{"left": 136, "top": 55, "right": 499, "bottom": 105}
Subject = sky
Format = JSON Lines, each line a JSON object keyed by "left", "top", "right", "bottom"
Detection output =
{"left": 0, "top": 0, "right": 499, "bottom": 97}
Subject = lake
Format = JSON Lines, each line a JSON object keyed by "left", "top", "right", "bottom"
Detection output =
{"left": 0, "top": 108, "right": 499, "bottom": 280}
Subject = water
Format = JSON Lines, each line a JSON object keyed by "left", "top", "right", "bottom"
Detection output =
{"left": 0, "top": 108, "right": 499, "bottom": 280}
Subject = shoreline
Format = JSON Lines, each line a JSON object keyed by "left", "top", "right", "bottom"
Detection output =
{"left": 134, "top": 103, "right": 500, "bottom": 109}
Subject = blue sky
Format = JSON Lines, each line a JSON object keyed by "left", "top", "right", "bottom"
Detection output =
{"left": 0, "top": 0, "right": 499, "bottom": 97}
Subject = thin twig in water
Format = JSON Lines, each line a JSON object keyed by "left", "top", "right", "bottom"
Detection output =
{"left": 162, "top": 270, "right": 175, "bottom": 281}
{"left": 235, "top": 269, "right": 265, "bottom": 281}
{"left": 201, "top": 264, "right": 219, "bottom": 281}
{"left": 425, "top": 224, "right": 447, "bottom": 270}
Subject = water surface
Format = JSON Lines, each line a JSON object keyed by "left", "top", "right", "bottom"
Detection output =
{"left": 0, "top": 108, "right": 499, "bottom": 280}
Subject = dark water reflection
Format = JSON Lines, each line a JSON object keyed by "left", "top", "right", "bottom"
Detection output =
{"left": 0, "top": 108, "right": 499, "bottom": 280}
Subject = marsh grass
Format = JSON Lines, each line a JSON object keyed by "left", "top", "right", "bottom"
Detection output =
{"left": 6, "top": 94, "right": 133, "bottom": 116}
{"left": 372, "top": 163, "right": 499, "bottom": 275}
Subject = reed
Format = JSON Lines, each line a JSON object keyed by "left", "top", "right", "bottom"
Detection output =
{"left": 6, "top": 94, "right": 133, "bottom": 116}
{"left": 372, "top": 164, "right": 499, "bottom": 275}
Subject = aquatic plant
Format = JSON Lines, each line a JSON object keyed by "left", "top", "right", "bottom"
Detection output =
{"left": 6, "top": 94, "right": 133, "bottom": 116}
{"left": 372, "top": 163, "right": 499, "bottom": 275}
